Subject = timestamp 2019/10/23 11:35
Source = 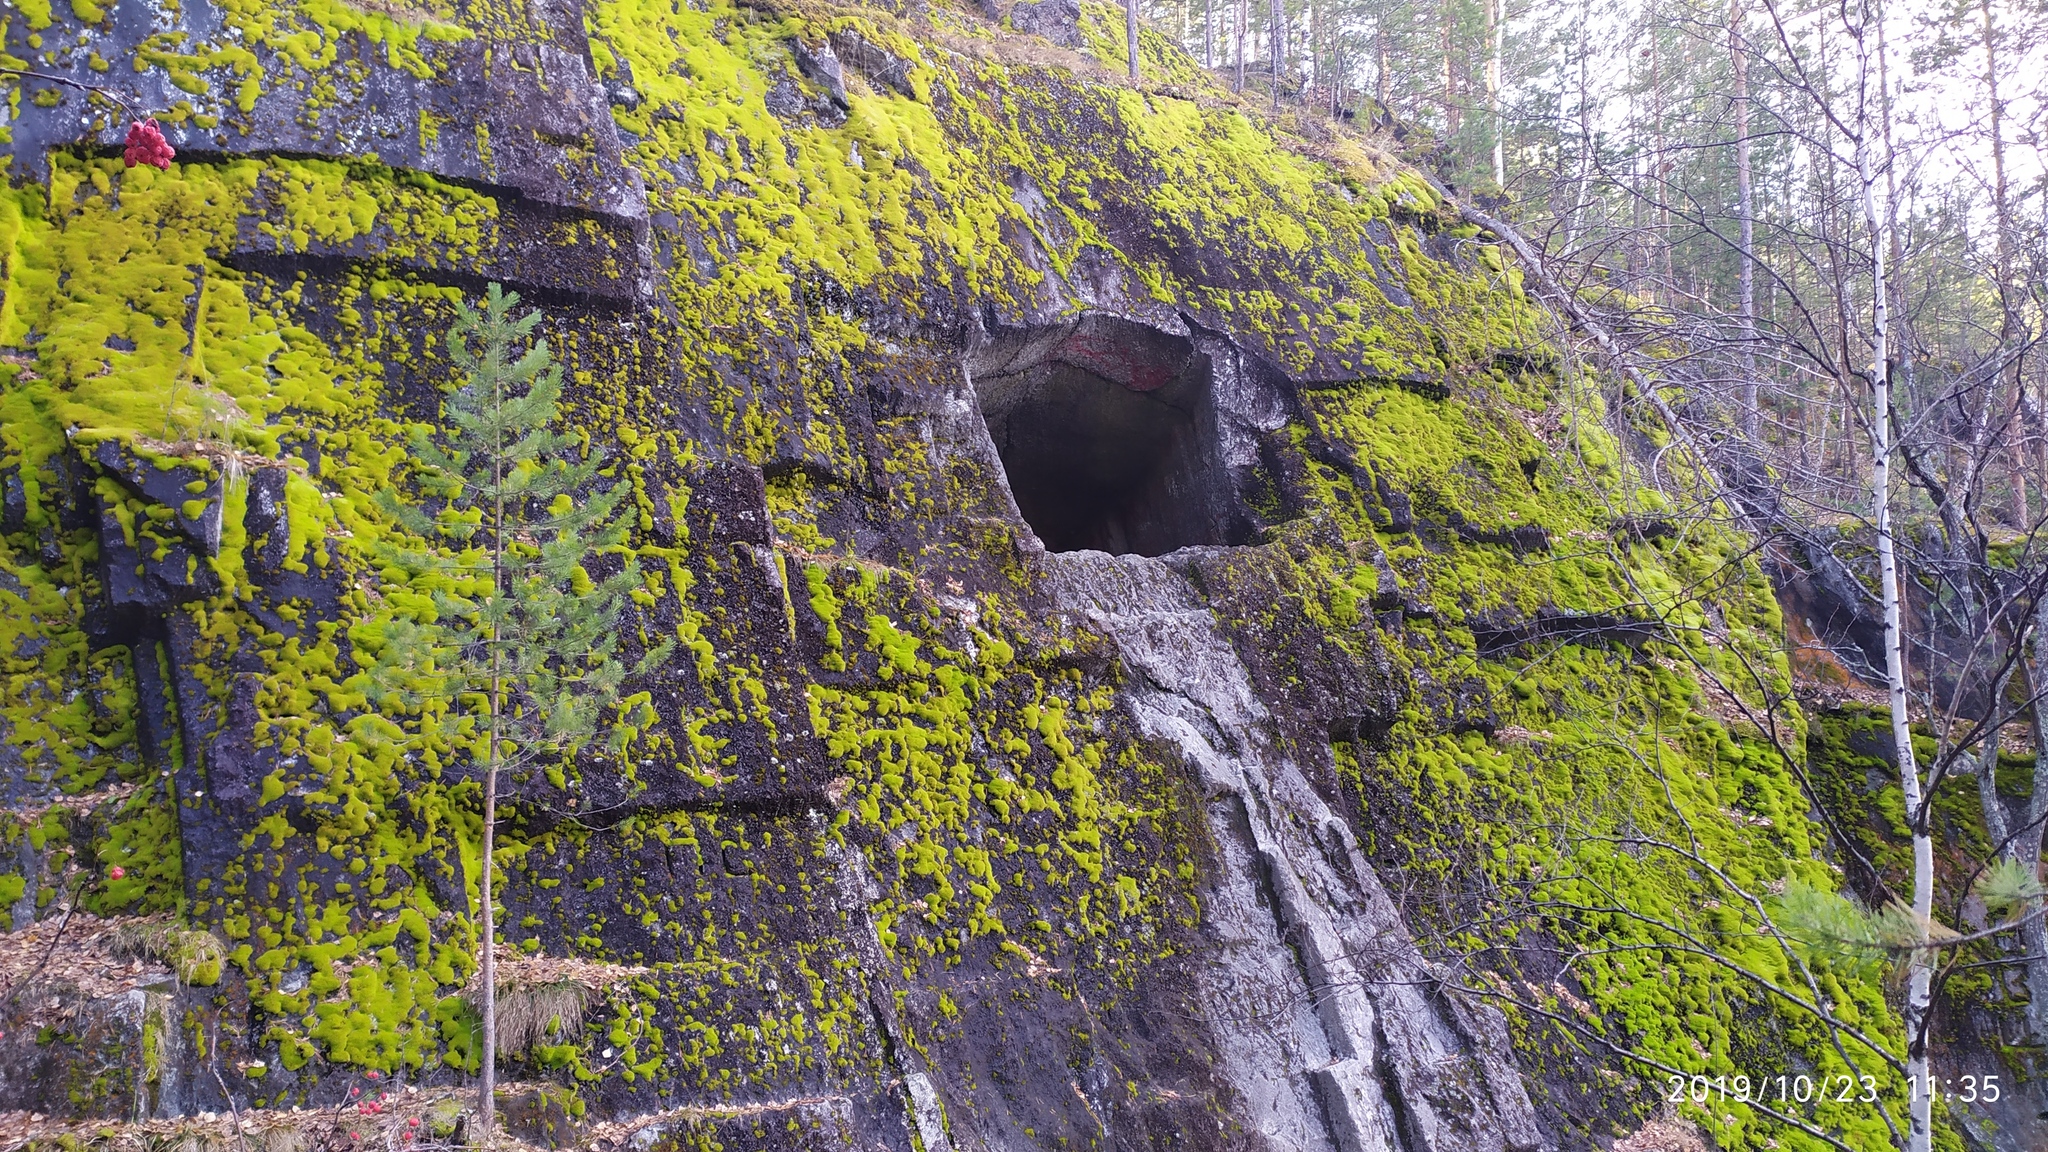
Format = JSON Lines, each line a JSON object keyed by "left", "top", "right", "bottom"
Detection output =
{"left": 1662, "top": 1073, "right": 2002, "bottom": 1107}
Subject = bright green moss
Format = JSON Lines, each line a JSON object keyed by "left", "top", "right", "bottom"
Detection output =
{"left": 0, "top": 4, "right": 1902, "bottom": 1144}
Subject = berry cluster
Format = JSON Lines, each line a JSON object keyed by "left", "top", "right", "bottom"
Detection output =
{"left": 123, "top": 119, "right": 175, "bottom": 169}
{"left": 342, "top": 1071, "right": 429, "bottom": 1146}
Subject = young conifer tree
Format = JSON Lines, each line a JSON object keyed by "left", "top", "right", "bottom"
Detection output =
{"left": 365, "top": 284, "right": 665, "bottom": 1147}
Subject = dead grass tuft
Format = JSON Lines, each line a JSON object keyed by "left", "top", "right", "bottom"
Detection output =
{"left": 486, "top": 980, "right": 596, "bottom": 1054}
{"left": 462, "top": 947, "right": 651, "bottom": 1054}
{"left": 110, "top": 918, "right": 227, "bottom": 986}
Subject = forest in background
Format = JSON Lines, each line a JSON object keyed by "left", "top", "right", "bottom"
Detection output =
{"left": 1134, "top": 0, "right": 2043, "bottom": 515}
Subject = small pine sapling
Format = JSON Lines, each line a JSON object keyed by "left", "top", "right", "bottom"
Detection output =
{"left": 362, "top": 284, "right": 668, "bottom": 1147}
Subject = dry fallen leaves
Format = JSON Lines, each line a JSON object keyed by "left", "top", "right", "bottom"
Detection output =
{"left": 0, "top": 912, "right": 176, "bottom": 1005}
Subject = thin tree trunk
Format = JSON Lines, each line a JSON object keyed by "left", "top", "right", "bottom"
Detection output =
{"left": 1235, "top": 0, "right": 1248, "bottom": 92}
{"left": 1874, "top": 0, "right": 1924, "bottom": 530}
{"left": 1732, "top": 0, "right": 1757, "bottom": 441}
{"left": 1977, "top": 0, "right": 2024, "bottom": 528}
{"left": 1872, "top": 225, "right": 1931, "bottom": 1152}
{"left": 1823, "top": 400, "right": 1835, "bottom": 492}
{"left": 1851, "top": 2, "right": 1930, "bottom": 1142}
{"left": 1127, "top": 0, "right": 1141, "bottom": 80}
{"left": 2026, "top": 591, "right": 2048, "bottom": 1044}
{"left": 479, "top": 713, "right": 498, "bottom": 1146}
{"left": 1966, "top": 676, "right": 2015, "bottom": 1048}
{"left": 1376, "top": 22, "right": 1389, "bottom": 110}
{"left": 1270, "top": 0, "right": 1284, "bottom": 111}
{"left": 1979, "top": 0, "right": 2010, "bottom": 332}
{"left": 1309, "top": 0, "right": 1320, "bottom": 108}
{"left": 1846, "top": 394, "right": 1863, "bottom": 499}
{"left": 1566, "top": 5, "right": 1592, "bottom": 252}
{"left": 479, "top": 393, "right": 504, "bottom": 1147}
{"left": 1975, "top": 690, "right": 2011, "bottom": 853}
{"left": 1650, "top": 10, "right": 1671, "bottom": 300}
{"left": 1205, "top": 0, "right": 1214, "bottom": 68}
{"left": 1487, "top": 0, "right": 1504, "bottom": 188}
{"left": 1441, "top": 0, "right": 1459, "bottom": 136}
{"left": 1626, "top": 40, "right": 1641, "bottom": 284}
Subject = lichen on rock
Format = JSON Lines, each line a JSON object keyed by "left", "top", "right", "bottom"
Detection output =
{"left": 1, "top": 1, "right": 1894, "bottom": 1149}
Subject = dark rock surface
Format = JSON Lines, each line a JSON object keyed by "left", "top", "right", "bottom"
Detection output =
{"left": 0, "top": 1, "right": 1840, "bottom": 1150}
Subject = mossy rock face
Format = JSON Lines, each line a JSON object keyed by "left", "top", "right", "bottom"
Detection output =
{"left": 499, "top": 1084, "right": 586, "bottom": 1148}
{"left": 0, "top": 0, "right": 1896, "bottom": 1149}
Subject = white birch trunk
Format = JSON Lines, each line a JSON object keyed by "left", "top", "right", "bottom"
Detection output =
{"left": 1850, "top": 3, "right": 1930, "bottom": 1145}
{"left": 1487, "top": 0, "right": 1504, "bottom": 188}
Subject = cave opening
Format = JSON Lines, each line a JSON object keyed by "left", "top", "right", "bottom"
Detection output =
{"left": 974, "top": 318, "right": 1233, "bottom": 557}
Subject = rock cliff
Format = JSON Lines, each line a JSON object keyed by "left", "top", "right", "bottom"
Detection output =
{"left": 0, "top": 1, "right": 1884, "bottom": 1150}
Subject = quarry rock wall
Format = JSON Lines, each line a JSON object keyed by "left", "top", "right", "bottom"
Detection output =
{"left": 0, "top": 1, "right": 1860, "bottom": 1149}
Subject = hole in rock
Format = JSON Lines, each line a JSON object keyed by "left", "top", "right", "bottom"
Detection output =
{"left": 975, "top": 317, "right": 1235, "bottom": 557}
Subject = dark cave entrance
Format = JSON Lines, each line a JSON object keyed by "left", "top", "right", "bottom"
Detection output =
{"left": 974, "top": 317, "right": 1233, "bottom": 557}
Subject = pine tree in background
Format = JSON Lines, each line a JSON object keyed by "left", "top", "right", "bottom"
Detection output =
{"left": 362, "top": 284, "right": 667, "bottom": 1147}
